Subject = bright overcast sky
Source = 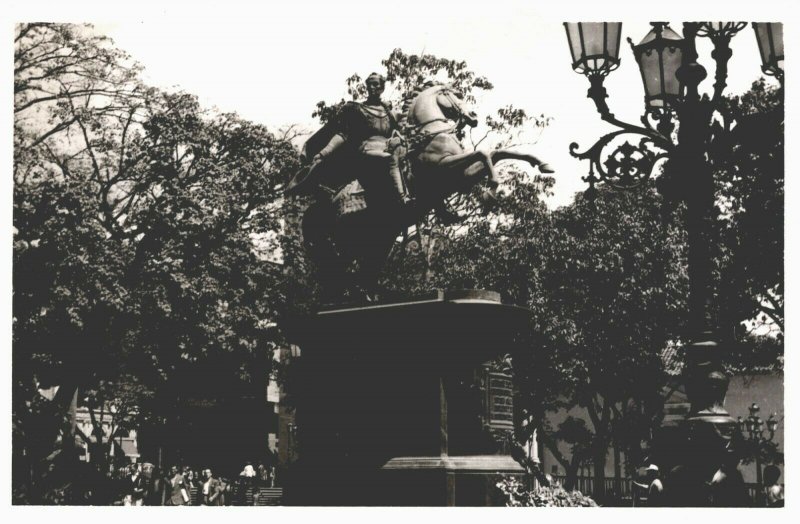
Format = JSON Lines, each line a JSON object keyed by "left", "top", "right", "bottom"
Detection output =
{"left": 9, "top": 0, "right": 788, "bottom": 208}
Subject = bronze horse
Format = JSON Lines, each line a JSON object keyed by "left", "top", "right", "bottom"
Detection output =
{"left": 289, "top": 84, "right": 554, "bottom": 300}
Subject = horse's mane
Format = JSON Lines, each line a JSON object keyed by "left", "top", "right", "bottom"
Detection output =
{"left": 398, "top": 82, "right": 446, "bottom": 130}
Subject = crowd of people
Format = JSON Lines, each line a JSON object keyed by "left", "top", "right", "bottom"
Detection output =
{"left": 119, "top": 461, "right": 277, "bottom": 506}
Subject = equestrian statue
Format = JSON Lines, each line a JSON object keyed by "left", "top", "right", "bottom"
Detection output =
{"left": 286, "top": 72, "right": 554, "bottom": 301}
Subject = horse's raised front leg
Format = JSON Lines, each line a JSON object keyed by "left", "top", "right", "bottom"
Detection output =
{"left": 433, "top": 150, "right": 499, "bottom": 183}
{"left": 489, "top": 150, "right": 555, "bottom": 173}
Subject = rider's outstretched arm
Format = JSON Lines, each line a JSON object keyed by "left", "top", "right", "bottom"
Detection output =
{"left": 314, "top": 133, "right": 346, "bottom": 163}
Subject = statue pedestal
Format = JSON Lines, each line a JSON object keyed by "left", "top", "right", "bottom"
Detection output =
{"left": 282, "top": 290, "right": 527, "bottom": 506}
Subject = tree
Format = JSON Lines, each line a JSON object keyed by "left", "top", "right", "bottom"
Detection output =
{"left": 78, "top": 374, "right": 155, "bottom": 469}
{"left": 531, "top": 185, "right": 687, "bottom": 498}
{"left": 14, "top": 22, "right": 153, "bottom": 437}
{"left": 14, "top": 23, "right": 300, "bottom": 502}
{"left": 13, "top": 172, "right": 135, "bottom": 496}
{"left": 537, "top": 416, "right": 593, "bottom": 490}
{"left": 711, "top": 79, "right": 784, "bottom": 339}
{"left": 14, "top": 23, "right": 144, "bottom": 151}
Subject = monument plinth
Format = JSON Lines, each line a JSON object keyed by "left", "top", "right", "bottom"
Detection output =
{"left": 283, "top": 290, "right": 527, "bottom": 506}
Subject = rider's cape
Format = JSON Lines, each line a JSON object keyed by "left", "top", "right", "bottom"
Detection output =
{"left": 285, "top": 102, "right": 365, "bottom": 196}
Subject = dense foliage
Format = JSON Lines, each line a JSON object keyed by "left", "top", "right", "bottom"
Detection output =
{"left": 13, "top": 23, "right": 299, "bottom": 502}
{"left": 712, "top": 79, "right": 784, "bottom": 339}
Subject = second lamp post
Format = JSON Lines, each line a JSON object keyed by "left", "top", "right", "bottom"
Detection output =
{"left": 564, "top": 21, "right": 783, "bottom": 506}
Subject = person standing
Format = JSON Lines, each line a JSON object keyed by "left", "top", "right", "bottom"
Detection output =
{"left": 142, "top": 464, "right": 166, "bottom": 506}
{"left": 122, "top": 464, "right": 134, "bottom": 506}
{"left": 645, "top": 465, "right": 664, "bottom": 507}
{"left": 167, "top": 466, "right": 189, "bottom": 506}
{"left": 183, "top": 467, "right": 198, "bottom": 504}
{"left": 763, "top": 465, "right": 784, "bottom": 507}
{"left": 202, "top": 469, "right": 223, "bottom": 506}
{"left": 257, "top": 463, "right": 268, "bottom": 487}
{"left": 218, "top": 476, "right": 230, "bottom": 506}
{"left": 129, "top": 464, "right": 146, "bottom": 506}
{"left": 239, "top": 462, "right": 256, "bottom": 505}
{"left": 709, "top": 452, "right": 748, "bottom": 507}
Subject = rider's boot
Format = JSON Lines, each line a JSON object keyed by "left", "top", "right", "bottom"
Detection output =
{"left": 388, "top": 153, "right": 412, "bottom": 206}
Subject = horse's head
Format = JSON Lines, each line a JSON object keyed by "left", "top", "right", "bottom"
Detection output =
{"left": 406, "top": 84, "right": 478, "bottom": 129}
{"left": 436, "top": 86, "right": 479, "bottom": 128}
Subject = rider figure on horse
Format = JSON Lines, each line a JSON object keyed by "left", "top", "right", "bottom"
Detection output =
{"left": 286, "top": 72, "right": 555, "bottom": 301}
{"left": 295, "top": 72, "right": 411, "bottom": 207}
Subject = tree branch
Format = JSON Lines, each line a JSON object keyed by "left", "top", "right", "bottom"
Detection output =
{"left": 761, "top": 293, "right": 784, "bottom": 330}
{"left": 23, "top": 117, "right": 79, "bottom": 151}
{"left": 15, "top": 87, "right": 141, "bottom": 114}
{"left": 585, "top": 393, "right": 602, "bottom": 432}
{"left": 14, "top": 23, "right": 47, "bottom": 44}
{"left": 68, "top": 88, "right": 103, "bottom": 182}
{"left": 539, "top": 430, "right": 572, "bottom": 472}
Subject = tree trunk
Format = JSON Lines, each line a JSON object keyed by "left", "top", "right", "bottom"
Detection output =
{"left": 564, "top": 460, "right": 580, "bottom": 491}
{"left": 593, "top": 445, "right": 607, "bottom": 501}
{"left": 539, "top": 431, "right": 581, "bottom": 491}
{"left": 88, "top": 405, "right": 110, "bottom": 473}
{"left": 614, "top": 444, "right": 622, "bottom": 497}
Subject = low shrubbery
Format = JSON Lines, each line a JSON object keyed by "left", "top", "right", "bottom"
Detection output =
{"left": 496, "top": 476, "right": 598, "bottom": 507}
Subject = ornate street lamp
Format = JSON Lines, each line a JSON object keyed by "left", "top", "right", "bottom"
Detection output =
{"left": 629, "top": 23, "right": 684, "bottom": 110}
{"left": 565, "top": 23, "right": 622, "bottom": 118}
{"left": 697, "top": 22, "right": 749, "bottom": 99}
{"left": 564, "top": 22, "right": 673, "bottom": 196}
{"left": 565, "top": 21, "right": 780, "bottom": 506}
{"left": 737, "top": 403, "right": 779, "bottom": 443}
{"left": 738, "top": 403, "right": 780, "bottom": 504}
{"left": 565, "top": 22, "right": 622, "bottom": 77}
{"left": 753, "top": 23, "right": 784, "bottom": 83}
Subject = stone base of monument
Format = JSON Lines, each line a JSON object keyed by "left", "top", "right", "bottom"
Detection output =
{"left": 282, "top": 290, "right": 528, "bottom": 506}
{"left": 380, "top": 455, "right": 525, "bottom": 506}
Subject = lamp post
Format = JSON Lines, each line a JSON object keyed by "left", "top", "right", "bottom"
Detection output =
{"left": 738, "top": 403, "right": 779, "bottom": 503}
{"left": 564, "top": 21, "right": 783, "bottom": 506}
{"left": 753, "top": 23, "right": 784, "bottom": 83}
